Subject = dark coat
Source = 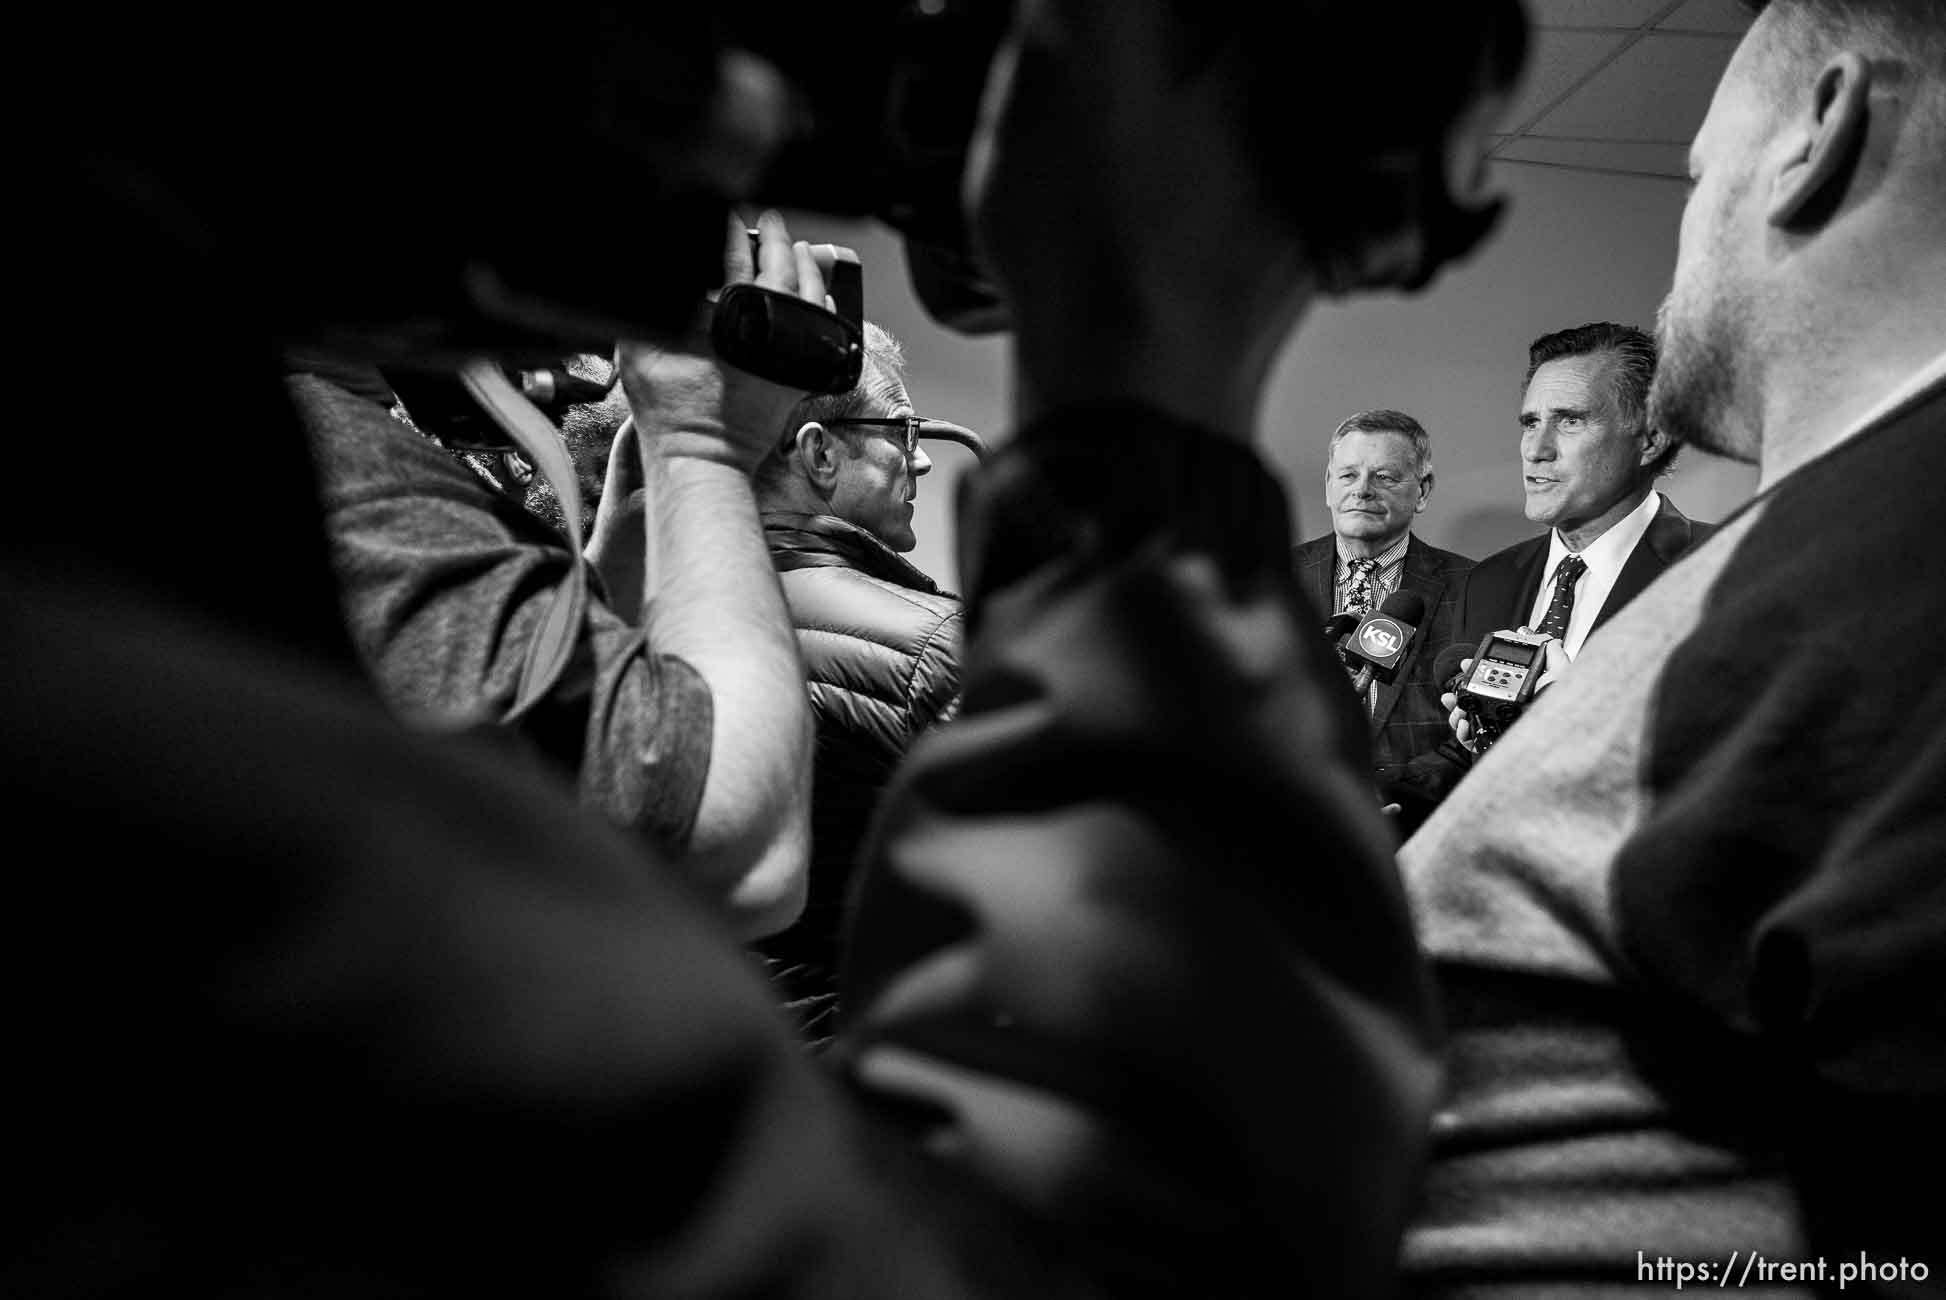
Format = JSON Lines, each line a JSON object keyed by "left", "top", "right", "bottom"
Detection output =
{"left": 755, "top": 512, "right": 963, "bottom": 1034}
{"left": 1450, "top": 493, "right": 1716, "bottom": 656}
{"left": 843, "top": 406, "right": 1439, "bottom": 1296}
{"left": 1387, "top": 493, "right": 1715, "bottom": 831}
{"left": 1401, "top": 385, "right": 1946, "bottom": 1286}
{"left": 1293, "top": 532, "right": 1475, "bottom": 773}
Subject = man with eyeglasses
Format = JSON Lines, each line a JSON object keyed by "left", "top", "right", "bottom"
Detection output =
{"left": 290, "top": 212, "right": 832, "bottom": 945}
{"left": 750, "top": 321, "right": 969, "bottom": 1044}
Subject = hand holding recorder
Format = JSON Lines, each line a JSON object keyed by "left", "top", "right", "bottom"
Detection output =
{"left": 1438, "top": 627, "right": 1568, "bottom": 754}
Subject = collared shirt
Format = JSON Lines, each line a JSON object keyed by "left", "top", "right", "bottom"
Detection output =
{"left": 1526, "top": 489, "right": 1662, "bottom": 661}
{"left": 1334, "top": 532, "right": 1411, "bottom": 614}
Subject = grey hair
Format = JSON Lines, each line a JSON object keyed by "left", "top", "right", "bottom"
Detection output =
{"left": 1328, "top": 409, "right": 1433, "bottom": 479}
{"left": 780, "top": 322, "right": 905, "bottom": 433}
{"left": 754, "top": 322, "right": 905, "bottom": 491}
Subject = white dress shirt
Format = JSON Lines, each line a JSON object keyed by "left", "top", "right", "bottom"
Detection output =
{"left": 1525, "top": 489, "right": 1662, "bottom": 660}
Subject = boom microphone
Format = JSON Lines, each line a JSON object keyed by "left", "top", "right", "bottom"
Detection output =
{"left": 1343, "top": 591, "right": 1426, "bottom": 696}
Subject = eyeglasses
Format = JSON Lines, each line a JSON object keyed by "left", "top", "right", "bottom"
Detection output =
{"left": 824, "top": 416, "right": 922, "bottom": 456}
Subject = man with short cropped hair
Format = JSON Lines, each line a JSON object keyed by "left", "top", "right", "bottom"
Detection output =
{"left": 751, "top": 322, "right": 964, "bottom": 1041}
{"left": 1461, "top": 322, "right": 1710, "bottom": 665}
{"left": 17, "top": 0, "right": 1530, "bottom": 1294}
{"left": 1387, "top": 323, "right": 1713, "bottom": 829}
{"left": 1401, "top": 2, "right": 1946, "bottom": 1288}
{"left": 1293, "top": 409, "right": 1473, "bottom": 794}
{"left": 293, "top": 214, "right": 827, "bottom": 943}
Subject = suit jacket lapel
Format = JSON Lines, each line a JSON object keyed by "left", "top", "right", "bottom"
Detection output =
{"left": 1303, "top": 541, "right": 1336, "bottom": 617}
{"left": 1595, "top": 496, "right": 1690, "bottom": 633}
{"left": 1510, "top": 537, "right": 1551, "bottom": 628}
{"left": 1369, "top": 536, "right": 1444, "bottom": 739}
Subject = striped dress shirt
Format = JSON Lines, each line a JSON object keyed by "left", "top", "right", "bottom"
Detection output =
{"left": 1334, "top": 532, "right": 1411, "bottom": 614}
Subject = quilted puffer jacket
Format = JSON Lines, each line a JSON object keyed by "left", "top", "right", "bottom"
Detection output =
{"left": 755, "top": 512, "right": 963, "bottom": 1038}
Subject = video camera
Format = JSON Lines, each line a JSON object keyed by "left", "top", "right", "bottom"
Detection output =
{"left": 385, "top": 228, "right": 865, "bottom": 455}
{"left": 64, "top": 0, "right": 1526, "bottom": 364}
{"left": 728, "top": 0, "right": 1531, "bottom": 324}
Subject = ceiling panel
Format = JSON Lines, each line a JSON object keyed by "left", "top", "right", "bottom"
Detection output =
{"left": 1496, "top": 136, "right": 1691, "bottom": 177}
{"left": 1498, "top": 28, "right": 1634, "bottom": 134}
{"left": 1488, "top": 0, "right": 1750, "bottom": 180}
{"left": 1527, "top": 31, "right": 1737, "bottom": 141}
{"left": 1656, "top": 0, "right": 1753, "bottom": 34}
{"left": 1527, "top": 0, "right": 1680, "bottom": 26}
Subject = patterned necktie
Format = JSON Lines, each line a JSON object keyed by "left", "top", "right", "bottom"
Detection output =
{"left": 1537, "top": 553, "right": 1587, "bottom": 641}
{"left": 1343, "top": 557, "right": 1381, "bottom": 618}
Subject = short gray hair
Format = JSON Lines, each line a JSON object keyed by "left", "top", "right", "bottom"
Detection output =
{"left": 755, "top": 322, "right": 904, "bottom": 491}
{"left": 1328, "top": 409, "right": 1433, "bottom": 479}
{"left": 781, "top": 322, "right": 904, "bottom": 433}
{"left": 1743, "top": 1, "right": 1946, "bottom": 132}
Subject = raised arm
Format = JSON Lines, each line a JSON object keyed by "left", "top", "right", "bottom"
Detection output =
{"left": 604, "top": 211, "right": 845, "bottom": 938}
{"left": 834, "top": 1, "right": 1523, "bottom": 1291}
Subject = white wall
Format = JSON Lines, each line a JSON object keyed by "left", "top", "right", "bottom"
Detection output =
{"left": 1261, "top": 161, "right": 1759, "bottom": 560}
{"left": 775, "top": 212, "right": 1009, "bottom": 594}
{"left": 785, "top": 158, "right": 1760, "bottom": 591}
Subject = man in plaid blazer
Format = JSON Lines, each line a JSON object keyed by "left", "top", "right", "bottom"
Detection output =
{"left": 1293, "top": 409, "right": 1474, "bottom": 815}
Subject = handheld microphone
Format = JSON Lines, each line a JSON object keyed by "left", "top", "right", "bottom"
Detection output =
{"left": 1323, "top": 611, "right": 1360, "bottom": 650}
{"left": 1343, "top": 591, "right": 1426, "bottom": 695}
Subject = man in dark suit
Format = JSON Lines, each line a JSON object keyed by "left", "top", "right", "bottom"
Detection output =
{"left": 1401, "top": 2, "right": 1946, "bottom": 1285}
{"left": 1294, "top": 410, "right": 1474, "bottom": 798}
{"left": 1389, "top": 323, "right": 1713, "bottom": 827}
{"left": 1455, "top": 323, "right": 1713, "bottom": 662}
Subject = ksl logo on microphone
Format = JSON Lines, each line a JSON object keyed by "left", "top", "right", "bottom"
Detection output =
{"left": 1357, "top": 618, "right": 1407, "bottom": 661}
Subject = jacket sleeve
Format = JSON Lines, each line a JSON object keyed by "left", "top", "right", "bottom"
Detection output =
{"left": 1610, "top": 450, "right": 1946, "bottom": 1270}
{"left": 291, "top": 372, "right": 713, "bottom": 849}
{"left": 15, "top": 393, "right": 1435, "bottom": 1300}
{"left": 1381, "top": 563, "right": 1481, "bottom": 833}
{"left": 6, "top": 575, "right": 1085, "bottom": 1300}
{"left": 837, "top": 403, "right": 1442, "bottom": 1298}
{"left": 905, "top": 604, "right": 966, "bottom": 734}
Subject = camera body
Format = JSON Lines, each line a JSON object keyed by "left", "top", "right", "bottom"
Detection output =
{"left": 63, "top": 0, "right": 1525, "bottom": 361}
{"left": 1454, "top": 628, "right": 1550, "bottom": 754}
{"left": 728, "top": 0, "right": 1012, "bottom": 331}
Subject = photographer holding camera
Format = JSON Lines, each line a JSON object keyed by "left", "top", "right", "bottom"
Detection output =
{"left": 824, "top": 3, "right": 1525, "bottom": 1293}
{"left": 15, "top": 2, "right": 1522, "bottom": 1296}
{"left": 290, "top": 211, "right": 832, "bottom": 940}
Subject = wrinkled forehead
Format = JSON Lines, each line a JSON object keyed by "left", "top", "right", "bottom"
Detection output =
{"left": 1523, "top": 353, "right": 1614, "bottom": 414}
{"left": 1328, "top": 429, "right": 1420, "bottom": 471}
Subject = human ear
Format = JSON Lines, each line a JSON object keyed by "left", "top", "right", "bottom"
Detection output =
{"left": 1415, "top": 470, "right": 1435, "bottom": 513}
{"left": 1638, "top": 426, "right": 1670, "bottom": 469}
{"left": 1768, "top": 52, "right": 1870, "bottom": 229}
{"left": 795, "top": 422, "right": 843, "bottom": 489}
